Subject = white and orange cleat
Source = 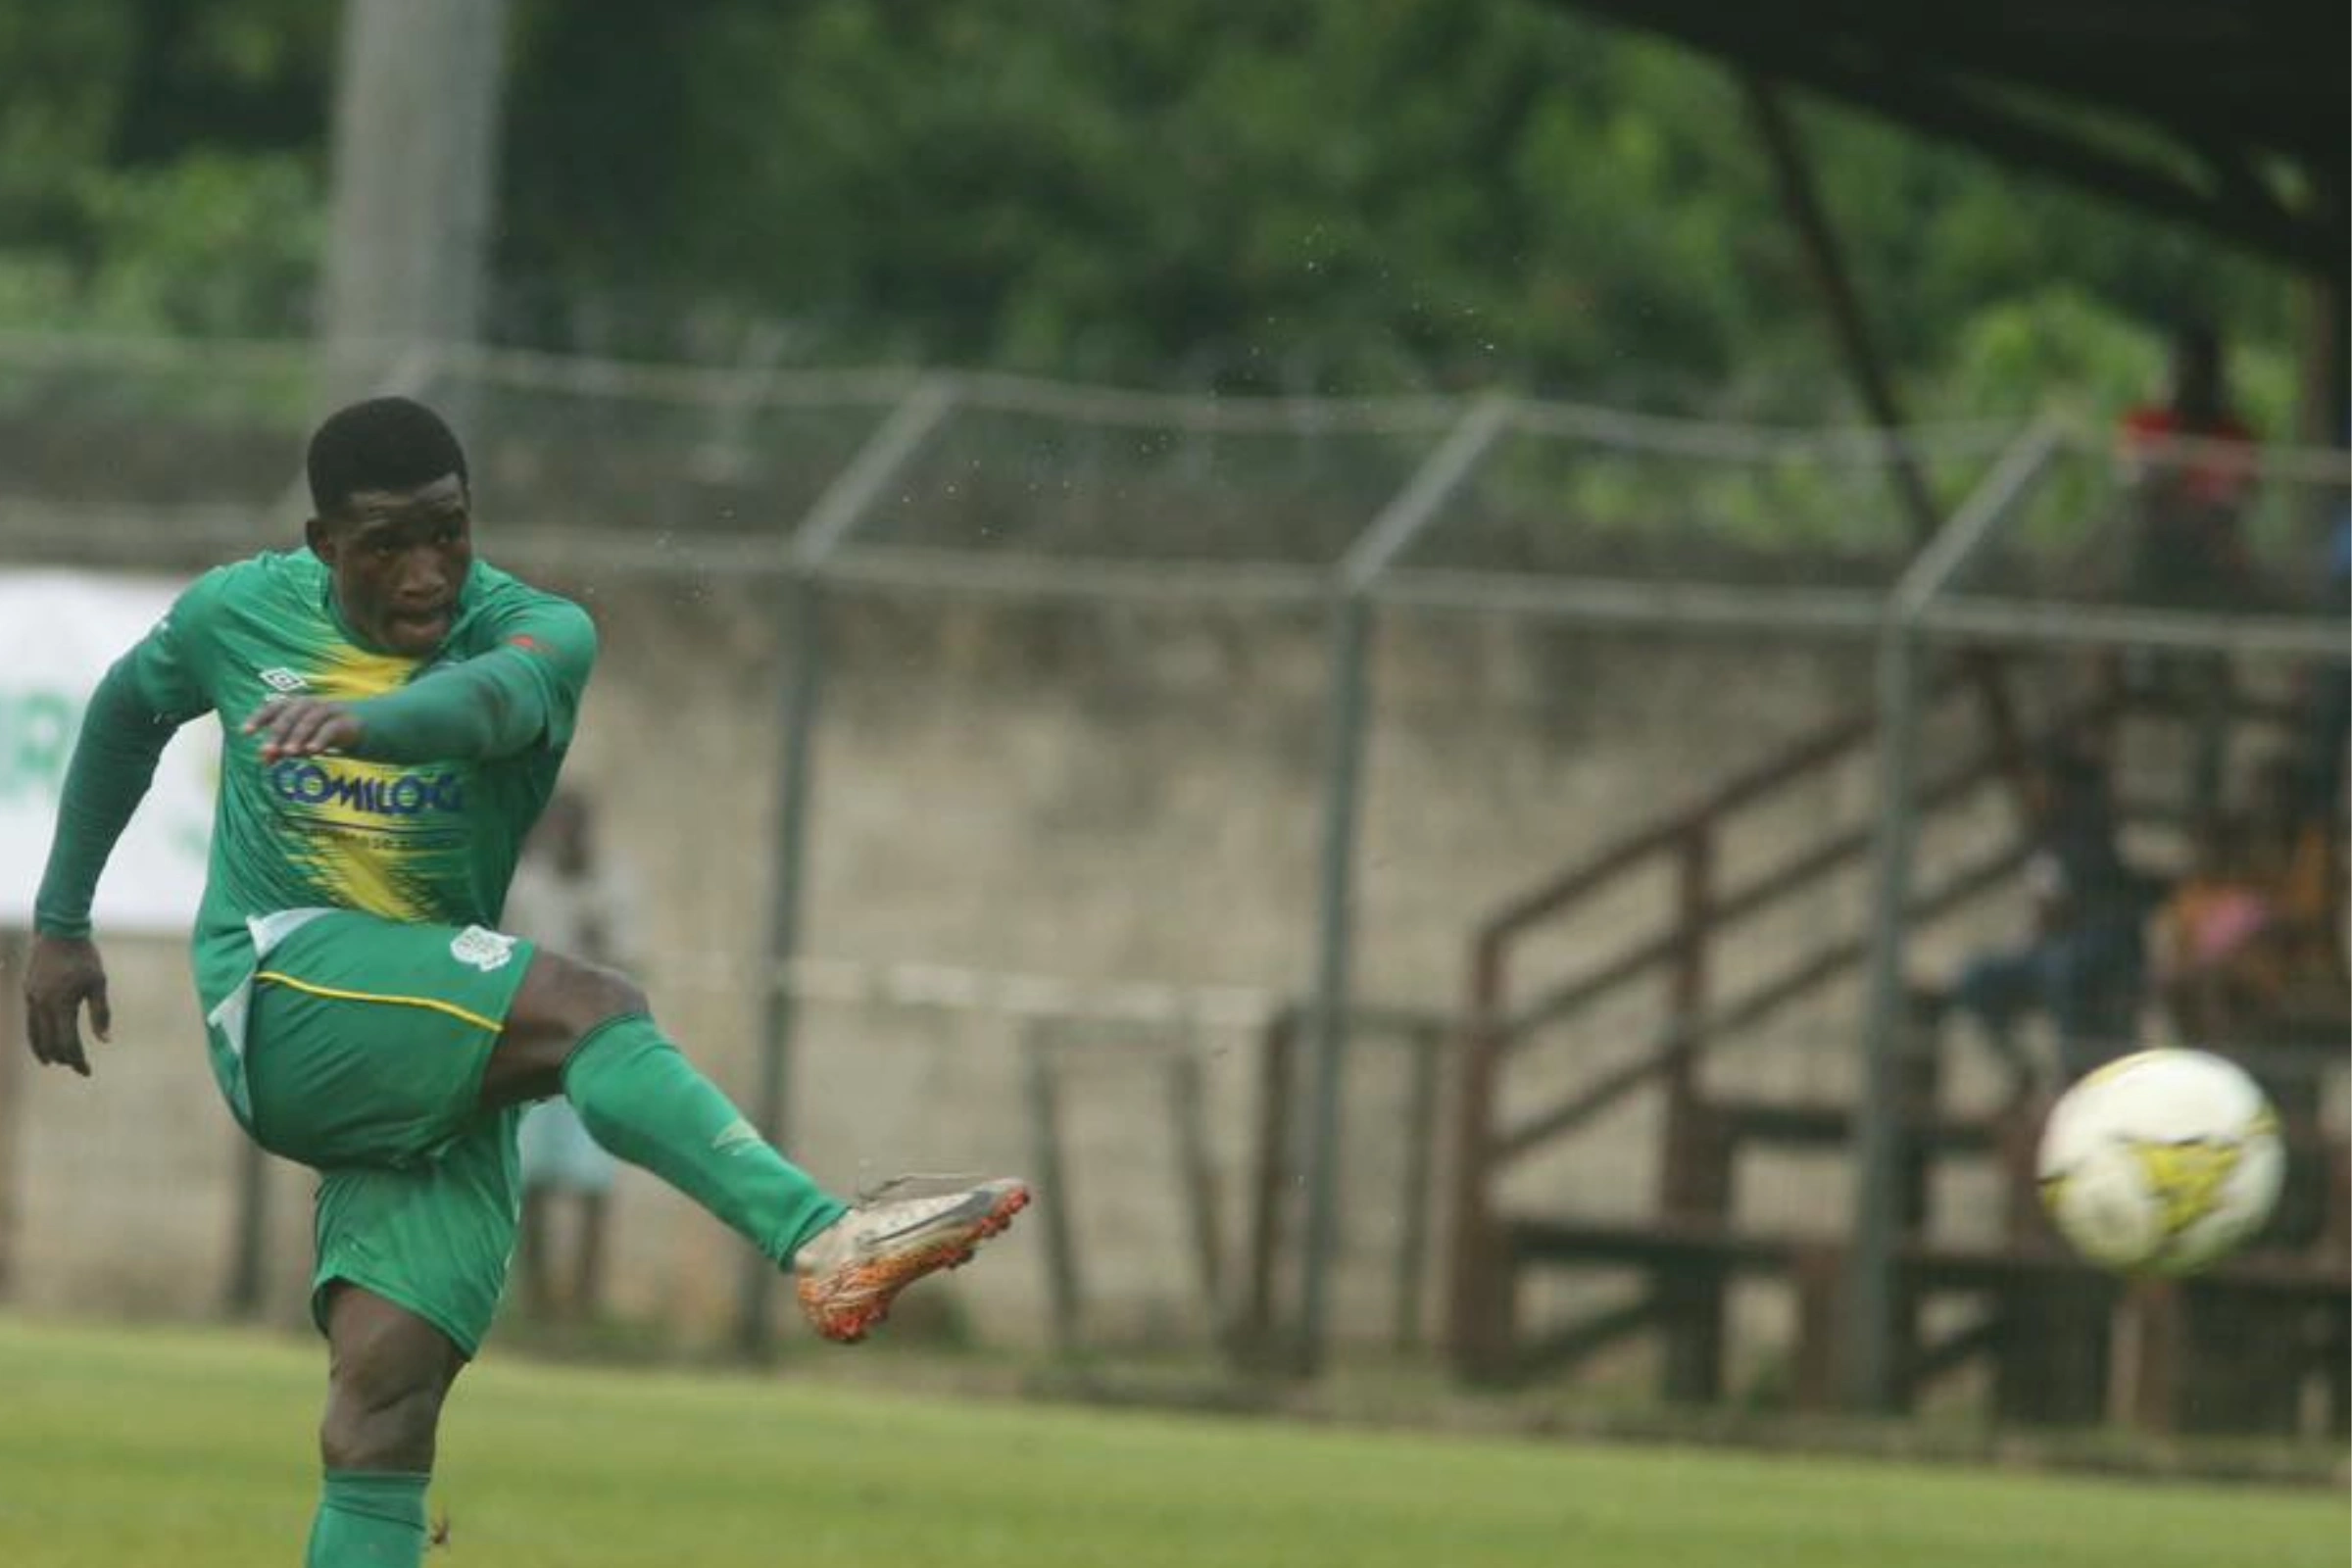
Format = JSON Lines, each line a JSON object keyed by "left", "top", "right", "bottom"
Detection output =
{"left": 794, "top": 1176, "right": 1031, "bottom": 1343}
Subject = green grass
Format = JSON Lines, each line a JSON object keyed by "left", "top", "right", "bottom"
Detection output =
{"left": 0, "top": 1315, "right": 2339, "bottom": 1567}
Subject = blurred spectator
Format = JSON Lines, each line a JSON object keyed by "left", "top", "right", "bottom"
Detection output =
{"left": 2240, "top": 751, "right": 2349, "bottom": 1028}
{"left": 1948, "top": 741, "right": 2155, "bottom": 1090}
{"left": 2294, "top": 511, "right": 2350, "bottom": 815}
{"left": 2114, "top": 321, "right": 2259, "bottom": 610}
{"left": 2151, "top": 753, "right": 2346, "bottom": 1047}
{"left": 2149, "top": 811, "right": 2277, "bottom": 1042}
{"left": 507, "top": 790, "right": 642, "bottom": 1325}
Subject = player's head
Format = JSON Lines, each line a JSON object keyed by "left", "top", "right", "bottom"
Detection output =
{"left": 303, "top": 397, "right": 474, "bottom": 656}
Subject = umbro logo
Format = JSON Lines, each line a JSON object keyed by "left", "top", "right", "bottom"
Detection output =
{"left": 711, "top": 1118, "right": 763, "bottom": 1155}
{"left": 258, "top": 667, "right": 310, "bottom": 693}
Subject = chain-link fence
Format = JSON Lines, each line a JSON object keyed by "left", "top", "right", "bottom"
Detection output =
{"left": 0, "top": 335, "right": 2341, "bottom": 1383}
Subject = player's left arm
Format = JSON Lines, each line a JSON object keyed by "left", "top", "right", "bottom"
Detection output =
{"left": 247, "top": 600, "right": 598, "bottom": 764}
{"left": 27, "top": 570, "right": 225, "bottom": 1075}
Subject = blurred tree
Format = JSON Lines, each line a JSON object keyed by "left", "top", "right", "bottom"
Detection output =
{"left": 0, "top": 0, "right": 2309, "bottom": 420}
{"left": 0, "top": 0, "right": 329, "bottom": 335}
{"left": 496, "top": 0, "right": 2301, "bottom": 416}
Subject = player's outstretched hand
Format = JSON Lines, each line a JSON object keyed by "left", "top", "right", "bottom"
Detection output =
{"left": 23, "top": 934, "right": 112, "bottom": 1078}
{"left": 244, "top": 697, "right": 365, "bottom": 763}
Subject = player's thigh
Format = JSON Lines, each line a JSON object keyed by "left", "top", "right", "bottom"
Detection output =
{"left": 322, "top": 1281, "right": 466, "bottom": 1405}
{"left": 244, "top": 910, "right": 537, "bottom": 1168}
{"left": 312, "top": 1110, "right": 523, "bottom": 1362}
{"left": 484, "top": 952, "right": 650, "bottom": 1107}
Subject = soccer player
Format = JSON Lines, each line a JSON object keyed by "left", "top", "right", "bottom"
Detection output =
{"left": 19, "top": 397, "right": 1028, "bottom": 1568}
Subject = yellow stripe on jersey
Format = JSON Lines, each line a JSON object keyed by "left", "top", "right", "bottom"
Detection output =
{"left": 311, "top": 644, "right": 422, "bottom": 700}
{"left": 291, "top": 827, "right": 434, "bottom": 922}
{"left": 254, "top": 970, "right": 504, "bottom": 1034}
{"left": 279, "top": 643, "right": 440, "bottom": 921}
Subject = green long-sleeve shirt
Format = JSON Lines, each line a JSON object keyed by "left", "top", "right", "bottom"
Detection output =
{"left": 34, "top": 550, "right": 598, "bottom": 1025}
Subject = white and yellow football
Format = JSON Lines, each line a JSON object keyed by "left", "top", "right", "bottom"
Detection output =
{"left": 2035, "top": 1048, "right": 2285, "bottom": 1275}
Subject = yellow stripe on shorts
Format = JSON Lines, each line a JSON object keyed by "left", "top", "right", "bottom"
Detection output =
{"left": 254, "top": 970, "right": 504, "bottom": 1035}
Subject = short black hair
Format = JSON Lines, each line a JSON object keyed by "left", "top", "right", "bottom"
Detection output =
{"left": 307, "top": 396, "right": 469, "bottom": 516}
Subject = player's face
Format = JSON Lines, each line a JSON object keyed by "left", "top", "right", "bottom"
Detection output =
{"left": 311, "top": 474, "right": 474, "bottom": 655}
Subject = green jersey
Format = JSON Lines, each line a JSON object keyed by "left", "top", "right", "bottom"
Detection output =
{"left": 109, "top": 549, "right": 597, "bottom": 1019}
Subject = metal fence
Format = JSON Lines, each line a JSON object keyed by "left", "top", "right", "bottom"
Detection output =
{"left": 0, "top": 334, "right": 2341, "bottom": 1382}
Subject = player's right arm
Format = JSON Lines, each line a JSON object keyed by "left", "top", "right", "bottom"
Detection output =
{"left": 23, "top": 572, "right": 223, "bottom": 1077}
{"left": 245, "top": 595, "right": 597, "bottom": 765}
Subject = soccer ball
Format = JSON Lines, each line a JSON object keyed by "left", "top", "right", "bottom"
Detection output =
{"left": 2035, "top": 1048, "right": 2284, "bottom": 1275}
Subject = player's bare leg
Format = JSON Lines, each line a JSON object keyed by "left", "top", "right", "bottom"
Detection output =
{"left": 307, "top": 1285, "right": 463, "bottom": 1567}
{"left": 483, "top": 949, "right": 1028, "bottom": 1342}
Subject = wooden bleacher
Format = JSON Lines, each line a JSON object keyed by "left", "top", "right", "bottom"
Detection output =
{"left": 1443, "top": 661, "right": 2350, "bottom": 1435}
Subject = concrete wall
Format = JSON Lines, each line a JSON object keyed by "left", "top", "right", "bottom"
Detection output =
{"left": 4, "top": 575, "right": 2045, "bottom": 1365}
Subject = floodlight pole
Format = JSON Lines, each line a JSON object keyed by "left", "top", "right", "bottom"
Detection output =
{"left": 321, "top": 0, "right": 510, "bottom": 411}
{"left": 1846, "top": 422, "right": 2057, "bottom": 1409}
{"left": 736, "top": 376, "right": 957, "bottom": 1360}
{"left": 1293, "top": 397, "right": 1511, "bottom": 1376}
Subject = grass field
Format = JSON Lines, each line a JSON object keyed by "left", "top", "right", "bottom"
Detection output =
{"left": 0, "top": 1315, "right": 2340, "bottom": 1567}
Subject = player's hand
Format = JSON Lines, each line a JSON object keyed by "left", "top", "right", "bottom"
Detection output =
{"left": 23, "top": 934, "right": 112, "bottom": 1078}
{"left": 244, "top": 696, "right": 365, "bottom": 762}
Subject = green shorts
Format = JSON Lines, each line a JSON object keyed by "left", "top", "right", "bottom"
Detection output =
{"left": 241, "top": 910, "right": 539, "bottom": 1358}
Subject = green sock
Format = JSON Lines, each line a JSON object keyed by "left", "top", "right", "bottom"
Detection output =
{"left": 562, "top": 1013, "right": 848, "bottom": 1265}
{"left": 306, "top": 1470, "right": 428, "bottom": 1567}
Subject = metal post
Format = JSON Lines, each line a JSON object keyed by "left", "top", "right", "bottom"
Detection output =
{"left": 1294, "top": 397, "right": 1513, "bottom": 1377}
{"left": 1236, "top": 1006, "right": 1297, "bottom": 1362}
{"left": 1392, "top": 1024, "right": 1442, "bottom": 1352}
{"left": 1846, "top": 615, "right": 1921, "bottom": 1410}
{"left": 1166, "top": 1038, "right": 1226, "bottom": 1327}
{"left": 1022, "top": 1030, "right": 1083, "bottom": 1355}
{"left": 321, "top": 0, "right": 510, "bottom": 408}
{"left": 1846, "top": 421, "right": 2061, "bottom": 1408}
{"left": 1446, "top": 938, "right": 1513, "bottom": 1380}
{"left": 735, "top": 378, "right": 957, "bottom": 1358}
{"left": 735, "top": 575, "right": 825, "bottom": 1359}
{"left": 1658, "top": 823, "right": 1723, "bottom": 1402}
{"left": 1294, "top": 595, "right": 1373, "bottom": 1376}
{"left": 227, "top": 1141, "right": 271, "bottom": 1317}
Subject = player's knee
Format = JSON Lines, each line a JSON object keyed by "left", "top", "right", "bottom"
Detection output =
{"left": 505, "top": 954, "right": 645, "bottom": 1055}
{"left": 319, "top": 1358, "right": 449, "bottom": 1471}
{"left": 531, "top": 953, "right": 650, "bottom": 1039}
{"left": 489, "top": 954, "right": 652, "bottom": 1106}
{"left": 582, "top": 961, "right": 650, "bottom": 1026}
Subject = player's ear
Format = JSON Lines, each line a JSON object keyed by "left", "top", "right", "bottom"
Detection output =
{"left": 305, "top": 514, "right": 334, "bottom": 560}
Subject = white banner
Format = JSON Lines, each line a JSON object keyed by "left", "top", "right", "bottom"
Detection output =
{"left": 1, "top": 570, "right": 219, "bottom": 934}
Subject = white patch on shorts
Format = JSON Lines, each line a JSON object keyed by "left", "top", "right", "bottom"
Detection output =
{"left": 449, "top": 926, "right": 518, "bottom": 973}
